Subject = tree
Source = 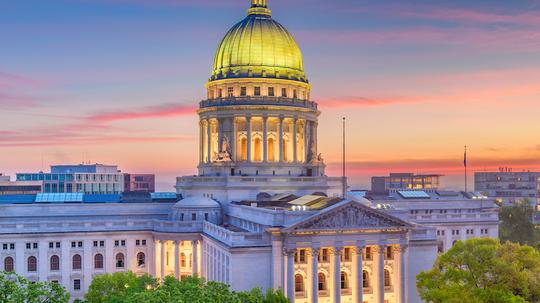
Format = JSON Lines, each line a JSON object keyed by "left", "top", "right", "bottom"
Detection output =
{"left": 81, "top": 272, "right": 289, "bottom": 303}
{"left": 0, "top": 271, "right": 70, "bottom": 303}
{"left": 417, "top": 238, "right": 540, "bottom": 303}
{"left": 499, "top": 199, "right": 539, "bottom": 246}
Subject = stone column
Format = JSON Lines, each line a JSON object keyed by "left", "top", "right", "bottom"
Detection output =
{"left": 199, "top": 121, "right": 203, "bottom": 163}
{"left": 192, "top": 240, "right": 198, "bottom": 276}
{"left": 231, "top": 117, "right": 237, "bottom": 162}
{"left": 278, "top": 117, "right": 284, "bottom": 163}
{"left": 217, "top": 118, "right": 223, "bottom": 157}
{"left": 354, "top": 242, "right": 365, "bottom": 303}
{"left": 311, "top": 247, "right": 320, "bottom": 303}
{"left": 160, "top": 240, "right": 166, "bottom": 280}
{"left": 334, "top": 246, "right": 343, "bottom": 303}
{"left": 303, "top": 120, "right": 308, "bottom": 163}
{"left": 400, "top": 244, "right": 408, "bottom": 303}
{"left": 263, "top": 116, "right": 268, "bottom": 162}
{"left": 284, "top": 248, "right": 296, "bottom": 303}
{"left": 313, "top": 121, "right": 318, "bottom": 157}
{"left": 270, "top": 230, "right": 283, "bottom": 289}
{"left": 206, "top": 120, "right": 212, "bottom": 163}
{"left": 174, "top": 241, "right": 180, "bottom": 279}
{"left": 377, "top": 245, "right": 385, "bottom": 303}
{"left": 292, "top": 118, "right": 298, "bottom": 163}
{"left": 246, "top": 116, "right": 252, "bottom": 163}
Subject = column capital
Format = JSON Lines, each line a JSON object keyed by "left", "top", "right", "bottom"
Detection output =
{"left": 399, "top": 244, "right": 409, "bottom": 253}
{"left": 282, "top": 247, "right": 296, "bottom": 257}
{"left": 308, "top": 247, "right": 320, "bottom": 257}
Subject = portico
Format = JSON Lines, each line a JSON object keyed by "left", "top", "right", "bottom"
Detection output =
{"left": 154, "top": 236, "right": 202, "bottom": 281}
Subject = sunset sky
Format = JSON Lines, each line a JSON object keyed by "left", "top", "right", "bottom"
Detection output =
{"left": 1, "top": 0, "right": 540, "bottom": 191}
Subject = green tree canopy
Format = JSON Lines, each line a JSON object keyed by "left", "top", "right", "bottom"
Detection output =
{"left": 0, "top": 271, "right": 70, "bottom": 303}
{"left": 81, "top": 272, "right": 289, "bottom": 303}
{"left": 417, "top": 238, "right": 540, "bottom": 303}
{"left": 499, "top": 199, "right": 540, "bottom": 246}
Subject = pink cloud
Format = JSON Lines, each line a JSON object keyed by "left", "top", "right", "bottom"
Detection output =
{"left": 318, "top": 96, "right": 428, "bottom": 109}
{"left": 87, "top": 103, "right": 196, "bottom": 123}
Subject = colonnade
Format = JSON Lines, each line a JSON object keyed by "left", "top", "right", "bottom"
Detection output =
{"left": 283, "top": 242, "right": 408, "bottom": 303}
{"left": 154, "top": 240, "right": 199, "bottom": 280}
{"left": 200, "top": 116, "right": 318, "bottom": 165}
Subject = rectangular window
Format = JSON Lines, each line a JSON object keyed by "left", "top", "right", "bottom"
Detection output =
{"left": 121, "top": 240, "right": 126, "bottom": 247}
{"left": 93, "top": 241, "right": 98, "bottom": 247}
{"left": 115, "top": 240, "right": 119, "bottom": 247}
{"left": 74, "top": 279, "right": 81, "bottom": 291}
{"left": 344, "top": 247, "right": 351, "bottom": 262}
{"left": 299, "top": 249, "right": 306, "bottom": 263}
{"left": 142, "top": 240, "right": 146, "bottom": 246}
{"left": 192, "top": 213, "right": 197, "bottom": 221}
{"left": 26, "top": 243, "right": 31, "bottom": 249}
{"left": 71, "top": 242, "right": 76, "bottom": 248}
{"left": 240, "top": 87, "right": 247, "bottom": 96}
{"left": 293, "top": 89, "right": 298, "bottom": 99}
{"left": 2, "top": 244, "right": 7, "bottom": 250}
{"left": 364, "top": 247, "right": 372, "bottom": 260}
{"left": 204, "top": 213, "right": 209, "bottom": 221}
{"left": 78, "top": 241, "right": 83, "bottom": 248}
{"left": 254, "top": 87, "right": 261, "bottom": 96}
{"left": 136, "top": 240, "right": 140, "bottom": 246}
{"left": 268, "top": 87, "right": 275, "bottom": 96}
{"left": 9, "top": 243, "right": 14, "bottom": 250}
{"left": 281, "top": 88, "right": 287, "bottom": 97}
{"left": 49, "top": 242, "right": 54, "bottom": 249}
{"left": 99, "top": 241, "right": 105, "bottom": 247}
{"left": 56, "top": 242, "right": 60, "bottom": 248}
{"left": 33, "top": 243, "right": 38, "bottom": 249}
{"left": 227, "top": 87, "right": 234, "bottom": 97}
{"left": 218, "top": 89, "right": 223, "bottom": 98}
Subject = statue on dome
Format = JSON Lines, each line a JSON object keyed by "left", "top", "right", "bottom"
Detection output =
{"left": 216, "top": 135, "right": 233, "bottom": 162}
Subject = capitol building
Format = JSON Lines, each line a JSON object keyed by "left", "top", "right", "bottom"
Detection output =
{"left": 0, "top": 1, "right": 499, "bottom": 302}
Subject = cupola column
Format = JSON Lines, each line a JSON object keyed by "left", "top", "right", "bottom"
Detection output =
{"left": 206, "top": 120, "right": 212, "bottom": 163}
{"left": 263, "top": 115, "right": 268, "bottom": 162}
{"left": 278, "top": 116, "right": 284, "bottom": 163}
{"left": 293, "top": 118, "right": 298, "bottom": 163}
{"left": 246, "top": 116, "right": 252, "bottom": 163}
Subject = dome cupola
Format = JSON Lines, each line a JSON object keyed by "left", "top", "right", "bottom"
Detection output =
{"left": 210, "top": 0, "right": 307, "bottom": 83}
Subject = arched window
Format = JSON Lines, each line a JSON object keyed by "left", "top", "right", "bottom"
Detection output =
{"left": 4, "top": 257, "right": 14, "bottom": 272}
{"left": 294, "top": 274, "right": 304, "bottom": 292}
{"left": 340, "top": 271, "right": 349, "bottom": 289}
{"left": 240, "top": 138, "right": 247, "bottom": 161}
{"left": 50, "top": 255, "right": 60, "bottom": 271}
{"left": 180, "top": 253, "right": 186, "bottom": 267}
{"left": 362, "top": 270, "right": 370, "bottom": 288}
{"left": 384, "top": 269, "right": 391, "bottom": 287}
{"left": 94, "top": 253, "right": 104, "bottom": 269}
{"left": 137, "top": 252, "right": 146, "bottom": 267}
{"left": 268, "top": 138, "right": 275, "bottom": 162}
{"left": 254, "top": 138, "right": 261, "bottom": 162}
{"left": 27, "top": 256, "right": 37, "bottom": 272}
{"left": 317, "top": 273, "right": 327, "bottom": 291}
{"left": 72, "top": 254, "right": 82, "bottom": 270}
{"left": 115, "top": 253, "right": 125, "bottom": 268}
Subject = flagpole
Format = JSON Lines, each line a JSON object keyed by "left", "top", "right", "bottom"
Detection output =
{"left": 464, "top": 145, "right": 468, "bottom": 192}
{"left": 342, "top": 117, "right": 347, "bottom": 198}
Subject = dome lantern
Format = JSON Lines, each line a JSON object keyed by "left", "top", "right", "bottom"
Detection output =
{"left": 248, "top": 0, "right": 271, "bottom": 16}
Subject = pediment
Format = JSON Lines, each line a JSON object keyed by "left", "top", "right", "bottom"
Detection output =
{"left": 284, "top": 200, "right": 411, "bottom": 232}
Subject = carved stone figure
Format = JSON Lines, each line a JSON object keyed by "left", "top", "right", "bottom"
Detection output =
{"left": 215, "top": 135, "right": 233, "bottom": 162}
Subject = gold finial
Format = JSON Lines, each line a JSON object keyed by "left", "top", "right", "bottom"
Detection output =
{"left": 251, "top": 0, "right": 267, "bottom": 8}
{"left": 248, "top": 0, "right": 271, "bottom": 16}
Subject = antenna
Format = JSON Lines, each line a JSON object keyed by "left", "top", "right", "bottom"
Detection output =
{"left": 464, "top": 145, "right": 468, "bottom": 192}
{"left": 342, "top": 117, "right": 347, "bottom": 198}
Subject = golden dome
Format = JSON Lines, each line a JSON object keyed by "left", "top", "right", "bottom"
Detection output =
{"left": 210, "top": 0, "right": 308, "bottom": 83}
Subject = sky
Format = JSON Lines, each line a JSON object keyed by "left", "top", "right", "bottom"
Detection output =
{"left": 1, "top": 0, "right": 540, "bottom": 191}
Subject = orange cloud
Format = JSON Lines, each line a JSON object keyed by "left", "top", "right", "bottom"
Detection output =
{"left": 87, "top": 103, "right": 196, "bottom": 123}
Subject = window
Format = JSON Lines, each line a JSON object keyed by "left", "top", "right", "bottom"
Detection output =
{"left": 49, "top": 242, "right": 54, "bottom": 249}
{"left": 94, "top": 254, "right": 104, "bottom": 269}
{"left": 2, "top": 244, "right": 7, "bottom": 250}
{"left": 27, "top": 256, "right": 37, "bottom": 272}
{"left": 240, "top": 87, "right": 247, "bottom": 96}
{"left": 93, "top": 241, "right": 98, "bottom": 247}
{"left": 268, "top": 87, "right": 275, "bottom": 96}
{"left": 33, "top": 243, "right": 38, "bottom": 249}
{"left": 386, "top": 246, "right": 393, "bottom": 260}
{"left": 254, "top": 87, "right": 261, "bottom": 96}
{"left": 295, "top": 249, "right": 306, "bottom": 263}
{"left": 141, "top": 240, "right": 146, "bottom": 246}
{"left": 317, "top": 273, "right": 327, "bottom": 291}
{"left": 318, "top": 248, "right": 329, "bottom": 262}
{"left": 293, "top": 89, "right": 298, "bottom": 98}
{"left": 137, "top": 252, "right": 146, "bottom": 267}
{"left": 100, "top": 241, "right": 105, "bottom": 247}
{"left": 73, "top": 254, "right": 82, "bottom": 270}
{"left": 204, "top": 213, "right": 209, "bottom": 221}
{"left": 227, "top": 87, "right": 234, "bottom": 97}
{"left": 56, "top": 242, "right": 60, "bottom": 248}
{"left": 281, "top": 88, "right": 287, "bottom": 97}
{"left": 192, "top": 213, "right": 197, "bottom": 221}
{"left": 343, "top": 247, "right": 351, "bottom": 262}
{"left": 78, "top": 241, "right": 83, "bottom": 248}
{"left": 384, "top": 269, "right": 391, "bottom": 287}
{"left": 340, "top": 271, "right": 349, "bottom": 289}
{"left": 218, "top": 89, "right": 223, "bottom": 98}
{"left": 71, "top": 242, "right": 76, "bottom": 248}
{"left": 50, "top": 255, "right": 60, "bottom": 271}
{"left": 115, "top": 240, "right": 119, "bottom": 247}
{"left": 364, "top": 247, "right": 372, "bottom": 260}
{"left": 116, "top": 253, "right": 125, "bottom": 268}
{"left": 136, "top": 240, "right": 140, "bottom": 246}
{"left": 74, "top": 279, "right": 81, "bottom": 291}
{"left": 180, "top": 253, "right": 186, "bottom": 267}
{"left": 294, "top": 274, "right": 304, "bottom": 292}
{"left": 4, "top": 257, "right": 14, "bottom": 272}
{"left": 9, "top": 243, "right": 14, "bottom": 250}
{"left": 362, "top": 271, "right": 370, "bottom": 288}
